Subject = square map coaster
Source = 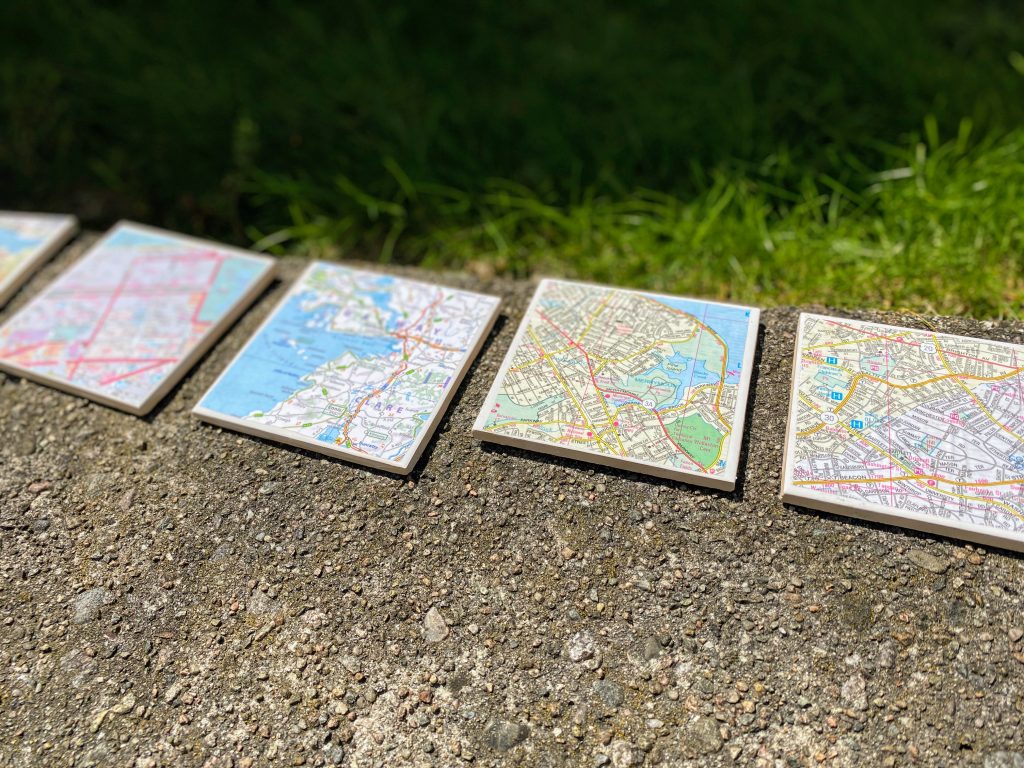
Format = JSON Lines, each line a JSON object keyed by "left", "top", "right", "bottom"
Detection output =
{"left": 0, "top": 221, "right": 275, "bottom": 415}
{"left": 782, "top": 313, "right": 1024, "bottom": 552}
{"left": 194, "top": 263, "right": 501, "bottom": 474}
{"left": 473, "top": 279, "right": 760, "bottom": 490}
{"left": 0, "top": 211, "right": 78, "bottom": 307}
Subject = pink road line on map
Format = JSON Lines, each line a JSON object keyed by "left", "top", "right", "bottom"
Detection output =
{"left": 1011, "top": 347, "right": 1024, "bottom": 514}
{"left": 64, "top": 251, "right": 221, "bottom": 380}
{"left": 885, "top": 337, "right": 895, "bottom": 506}
{"left": 943, "top": 349, "right": 1020, "bottom": 370}
{"left": 0, "top": 340, "right": 58, "bottom": 358}
{"left": 811, "top": 483, "right": 1022, "bottom": 521}
{"left": 66, "top": 356, "right": 179, "bottom": 365}
{"left": 48, "top": 287, "right": 219, "bottom": 299}
{"left": 120, "top": 251, "right": 220, "bottom": 271}
{"left": 825, "top": 318, "right": 1019, "bottom": 371}
{"left": 66, "top": 261, "right": 137, "bottom": 380}
{"left": 535, "top": 307, "right": 705, "bottom": 470}
{"left": 189, "top": 255, "right": 225, "bottom": 325}
{"left": 98, "top": 359, "right": 175, "bottom": 386}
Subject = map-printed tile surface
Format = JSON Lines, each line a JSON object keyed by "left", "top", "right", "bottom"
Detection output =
{"left": 0, "top": 222, "right": 274, "bottom": 413}
{"left": 473, "top": 279, "right": 760, "bottom": 488}
{"left": 194, "top": 263, "right": 500, "bottom": 473}
{"left": 0, "top": 212, "right": 77, "bottom": 306}
{"left": 783, "top": 313, "right": 1024, "bottom": 550}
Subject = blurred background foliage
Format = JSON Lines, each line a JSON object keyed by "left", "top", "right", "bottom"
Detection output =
{"left": 3, "top": 0, "right": 1024, "bottom": 315}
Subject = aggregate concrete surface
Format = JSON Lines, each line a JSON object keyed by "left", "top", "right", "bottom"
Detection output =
{"left": 1, "top": 237, "right": 1023, "bottom": 768}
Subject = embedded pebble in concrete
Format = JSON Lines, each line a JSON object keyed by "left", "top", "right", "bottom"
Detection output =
{"left": 0, "top": 240, "right": 1023, "bottom": 766}
{"left": 71, "top": 587, "right": 111, "bottom": 624}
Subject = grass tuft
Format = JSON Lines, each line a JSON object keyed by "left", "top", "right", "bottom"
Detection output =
{"left": 2, "top": 2, "right": 1024, "bottom": 316}
{"left": 253, "top": 125, "right": 1024, "bottom": 318}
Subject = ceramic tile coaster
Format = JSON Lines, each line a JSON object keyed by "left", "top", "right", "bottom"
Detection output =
{"left": 473, "top": 279, "right": 759, "bottom": 490}
{"left": 0, "top": 211, "right": 78, "bottom": 307}
{"left": 0, "top": 221, "right": 275, "bottom": 415}
{"left": 195, "top": 262, "right": 500, "bottom": 474}
{"left": 782, "top": 313, "right": 1024, "bottom": 551}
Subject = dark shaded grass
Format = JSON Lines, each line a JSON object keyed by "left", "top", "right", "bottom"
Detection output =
{"left": 2, "top": 1, "right": 1024, "bottom": 314}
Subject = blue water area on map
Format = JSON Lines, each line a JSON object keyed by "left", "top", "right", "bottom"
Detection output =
{"left": 200, "top": 290, "right": 401, "bottom": 418}
{"left": 104, "top": 229, "right": 266, "bottom": 322}
{"left": 641, "top": 355, "right": 722, "bottom": 408}
{"left": 197, "top": 257, "right": 267, "bottom": 322}
{"left": 626, "top": 358, "right": 724, "bottom": 411}
{"left": 314, "top": 268, "right": 400, "bottom": 328}
{"left": 0, "top": 229, "right": 42, "bottom": 253}
{"left": 813, "top": 369, "right": 850, "bottom": 391}
{"left": 363, "top": 277, "right": 395, "bottom": 313}
{"left": 318, "top": 425, "right": 342, "bottom": 443}
{"left": 105, "top": 229, "right": 176, "bottom": 248}
{"left": 652, "top": 296, "right": 752, "bottom": 383}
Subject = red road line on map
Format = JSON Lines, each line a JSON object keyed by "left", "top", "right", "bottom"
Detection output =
{"left": 942, "top": 349, "right": 1019, "bottom": 369}
{"left": 98, "top": 359, "right": 174, "bottom": 386}
{"left": 66, "top": 261, "right": 136, "bottom": 380}
{"left": 339, "top": 291, "right": 445, "bottom": 452}
{"left": 393, "top": 332, "right": 462, "bottom": 353}
{"left": 0, "top": 340, "right": 56, "bottom": 358}
{"left": 825, "top": 319, "right": 1019, "bottom": 370}
{"left": 125, "top": 252, "right": 216, "bottom": 263}
{"left": 19, "top": 356, "right": 178, "bottom": 369}
{"left": 884, "top": 335, "right": 895, "bottom": 505}
{"left": 638, "top": 296, "right": 730, "bottom": 427}
{"left": 67, "top": 356, "right": 179, "bottom": 365}
{"left": 52, "top": 288, "right": 217, "bottom": 298}
{"left": 190, "top": 255, "right": 224, "bottom": 325}
{"left": 1011, "top": 347, "right": 1024, "bottom": 514}
{"left": 535, "top": 309, "right": 705, "bottom": 469}
{"left": 65, "top": 253, "right": 223, "bottom": 380}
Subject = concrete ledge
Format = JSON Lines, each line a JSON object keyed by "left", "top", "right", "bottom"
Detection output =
{"left": 1, "top": 237, "right": 1023, "bottom": 766}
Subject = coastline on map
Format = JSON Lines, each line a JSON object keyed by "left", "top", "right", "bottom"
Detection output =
{"left": 472, "top": 277, "right": 760, "bottom": 491}
{"left": 194, "top": 261, "right": 501, "bottom": 474}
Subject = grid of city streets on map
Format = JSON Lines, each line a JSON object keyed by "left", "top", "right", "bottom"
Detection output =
{"left": 0, "top": 212, "right": 78, "bottom": 306}
{"left": 473, "top": 279, "right": 760, "bottom": 489}
{"left": 0, "top": 222, "right": 274, "bottom": 414}
{"left": 194, "top": 263, "right": 501, "bottom": 473}
{"left": 783, "top": 313, "right": 1024, "bottom": 551}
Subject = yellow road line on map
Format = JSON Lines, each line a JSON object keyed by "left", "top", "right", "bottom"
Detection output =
{"left": 637, "top": 295, "right": 732, "bottom": 433}
{"left": 797, "top": 423, "right": 825, "bottom": 438}
{"left": 806, "top": 356, "right": 1024, "bottom": 415}
{"left": 800, "top": 395, "right": 1024, "bottom": 523}
{"left": 575, "top": 291, "right": 614, "bottom": 345}
{"left": 592, "top": 332, "right": 698, "bottom": 365}
{"left": 527, "top": 327, "right": 620, "bottom": 455}
{"left": 483, "top": 418, "right": 587, "bottom": 431}
{"left": 804, "top": 333, "right": 905, "bottom": 351}
{"left": 933, "top": 335, "right": 1024, "bottom": 445}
